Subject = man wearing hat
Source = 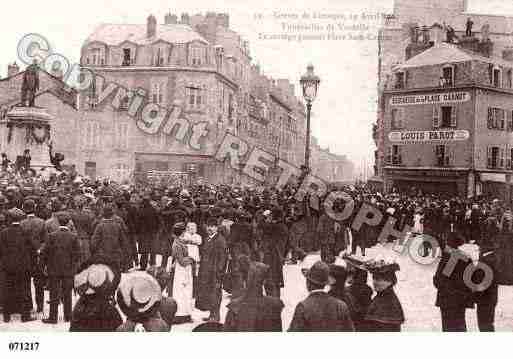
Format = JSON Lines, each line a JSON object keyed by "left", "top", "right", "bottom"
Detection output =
{"left": 196, "top": 216, "right": 227, "bottom": 322}
{"left": 288, "top": 261, "right": 354, "bottom": 331}
{"left": 91, "top": 204, "right": 130, "bottom": 272}
{"left": 20, "top": 199, "right": 47, "bottom": 313}
{"left": 0, "top": 208, "right": 36, "bottom": 322}
{"left": 40, "top": 211, "right": 81, "bottom": 324}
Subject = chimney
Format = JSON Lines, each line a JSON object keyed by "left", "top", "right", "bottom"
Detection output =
{"left": 7, "top": 62, "right": 19, "bottom": 77}
{"left": 430, "top": 23, "right": 444, "bottom": 45}
{"left": 180, "top": 13, "right": 190, "bottom": 25}
{"left": 147, "top": 14, "right": 157, "bottom": 38}
{"left": 216, "top": 13, "right": 229, "bottom": 28}
{"left": 164, "top": 12, "right": 177, "bottom": 25}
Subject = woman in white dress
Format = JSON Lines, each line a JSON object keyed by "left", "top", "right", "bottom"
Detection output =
{"left": 184, "top": 222, "right": 202, "bottom": 299}
{"left": 171, "top": 222, "right": 194, "bottom": 324}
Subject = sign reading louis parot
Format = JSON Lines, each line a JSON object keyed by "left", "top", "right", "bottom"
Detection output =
{"left": 390, "top": 92, "right": 470, "bottom": 106}
{"left": 388, "top": 130, "right": 470, "bottom": 143}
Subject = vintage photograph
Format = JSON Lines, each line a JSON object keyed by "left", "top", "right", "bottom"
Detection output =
{"left": 0, "top": 0, "right": 513, "bottom": 338}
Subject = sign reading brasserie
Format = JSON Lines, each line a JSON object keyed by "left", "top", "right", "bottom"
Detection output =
{"left": 390, "top": 92, "right": 470, "bottom": 106}
{"left": 388, "top": 130, "right": 470, "bottom": 143}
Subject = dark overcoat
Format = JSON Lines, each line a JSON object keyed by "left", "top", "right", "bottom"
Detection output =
{"left": 196, "top": 232, "right": 227, "bottom": 311}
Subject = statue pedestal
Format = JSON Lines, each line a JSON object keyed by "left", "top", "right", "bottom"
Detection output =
{"left": 0, "top": 107, "right": 54, "bottom": 170}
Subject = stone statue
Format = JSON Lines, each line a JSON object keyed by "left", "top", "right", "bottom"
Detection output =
{"left": 466, "top": 17, "right": 474, "bottom": 37}
{"left": 481, "top": 23, "right": 490, "bottom": 42}
{"left": 21, "top": 60, "right": 40, "bottom": 107}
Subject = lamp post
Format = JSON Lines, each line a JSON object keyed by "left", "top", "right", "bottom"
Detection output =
{"left": 300, "top": 64, "right": 320, "bottom": 174}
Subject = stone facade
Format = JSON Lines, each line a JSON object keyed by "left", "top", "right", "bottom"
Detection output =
{"left": 374, "top": 0, "right": 513, "bottom": 186}
{"left": 0, "top": 11, "right": 353, "bottom": 184}
{"left": 382, "top": 44, "right": 513, "bottom": 199}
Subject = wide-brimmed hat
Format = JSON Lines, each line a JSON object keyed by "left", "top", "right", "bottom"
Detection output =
{"left": 116, "top": 272, "right": 162, "bottom": 322}
{"left": 304, "top": 261, "right": 330, "bottom": 286}
{"left": 74, "top": 263, "right": 117, "bottom": 296}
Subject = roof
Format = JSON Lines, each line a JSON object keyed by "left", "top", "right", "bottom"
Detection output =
{"left": 84, "top": 23, "right": 208, "bottom": 47}
{"left": 396, "top": 42, "right": 513, "bottom": 70}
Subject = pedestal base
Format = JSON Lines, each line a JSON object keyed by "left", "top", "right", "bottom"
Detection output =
{"left": 1, "top": 106, "right": 55, "bottom": 172}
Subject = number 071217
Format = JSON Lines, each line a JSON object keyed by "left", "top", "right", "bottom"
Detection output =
{"left": 8, "top": 342, "right": 40, "bottom": 351}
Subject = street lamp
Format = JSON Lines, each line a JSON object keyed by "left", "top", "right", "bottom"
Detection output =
{"left": 300, "top": 64, "right": 320, "bottom": 174}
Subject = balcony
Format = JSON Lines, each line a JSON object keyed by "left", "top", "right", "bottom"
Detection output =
{"left": 436, "top": 156, "right": 451, "bottom": 167}
{"left": 386, "top": 155, "right": 402, "bottom": 166}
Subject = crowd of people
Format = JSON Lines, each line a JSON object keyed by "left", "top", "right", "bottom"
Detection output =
{"left": 0, "top": 162, "right": 511, "bottom": 331}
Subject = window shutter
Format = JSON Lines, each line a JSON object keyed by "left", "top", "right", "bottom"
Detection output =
{"left": 507, "top": 145, "right": 512, "bottom": 169}
{"left": 500, "top": 109, "right": 506, "bottom": 130}
{"left": 487, "top": 107, "right": 494, "bottom": 129}
{"left": 386, "top": 147, "right": 392, "bottom": 164}
{"left": 452, "top": 65, "right": 457, "bottom": 85}
{"left": 500, "top": 147, "right": 505, "bottom": 168}
{"left": 487, "top": 146, "right": 492, "bottom": 168}
{"left": 489, "top": 64, "right": 494, "bottom": 84}
{"left": 450, "top": 106, "right": 457, "bottom": 127}
{"left": 405, "top": 71, "right": 410, "bottom": 88}
{"left": 433, "top": 106, "right": 440, "bottom": 128}
{"left": 510, "top": 111, "right": 513, "bottom": 132}
{"left": 399, "top": 108, "right": 405, "bottom": 129}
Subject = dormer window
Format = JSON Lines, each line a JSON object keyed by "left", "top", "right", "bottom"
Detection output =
{"left": 122, "top": 48, "right": 132, "bottom": 66}
{"left": 190, "top": 45, "right": 203, "bottom": 66}
{"left": 395, "top": 72, "right": 405, "bottom": 89}
{"left": 154, "top": 47, "right": 165, "bottom": 66}
{"left": 493, "top": 66, "right": 502, "bottom": 87}
{"left": 440, "top": 65, "right": 454, "bottom": 87}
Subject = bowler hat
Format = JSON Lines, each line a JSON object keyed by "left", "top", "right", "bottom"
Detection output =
{"left": 304, "top": 261, "right": 330, "bottom": 286}
{"left": 7, "top": 208, "right": 25, "bottom": 222}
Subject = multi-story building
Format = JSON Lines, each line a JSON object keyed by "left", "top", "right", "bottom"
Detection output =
{"left": 310, "top": 136, "right": 355, "bottom": 183}
{"left": 382, "top": 34, "right": 513, "bottom": 199}
{"left": 0, "top": 11, "right": 353, "bottom": 184}
{"left": 373, "top": 0, "right": 513, "bottom": 191}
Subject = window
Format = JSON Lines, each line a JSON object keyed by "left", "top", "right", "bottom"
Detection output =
{"left": 435, "top": 145, "right": 450, "bottom": 166}
{"left": 186, "top": 85, "right": 204, "bottom": 110}
{"left": 151, "top": 83, "right": 164, "bottom": 104}
{"left": 228, "top": 94, "right": 234, "bottom": 124}
{"left": 190, "top": 46, "right": 203, "bottom": 66}
{"left": 87, "top": 77, "right": 98, "bottom": 109}
{"left": 508, "top": 147, "right": 513, "bottom": 169}
{"left": 122, "top": 48, "right": 132, "bottom": 66}
{"left": 434, "top": 106, "right": 457, "bottom": 128}
{"left": 508, "top": 69, "right": 513, "bottom": 89}
{"left": 487, "top": 146, "right": 504, "bottom": 169}
{"left": 114, "top": 122, "right": 129, "bottom": 149}
{"left": 395, "top": 72, "right": 404, "bottom": 89}
{"left": 386, "top": 145, "right": 402, "bottom": 165}
{"left": 84, "top": 122, "right": 100, "bottom": 149}
{"left": 441, "top": 66, "right": 454, "bottom": 87}
{"left": 391, "top": 108, "right": 404, "bottom": 129}
{"left": 488, "top": 108, "right": 506, "bottom": 130}
{"left": 493, "top": 68, "right": 501, "bottom": 87}
{"left": 88, "top": 48, "right": 104, "bottom": 66}
{"left": 154, "top": 47, "right": 165, "bottom": 66}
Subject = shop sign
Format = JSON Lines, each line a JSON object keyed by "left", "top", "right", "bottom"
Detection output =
{"left": 387, "top": 169, "right": 464, "bottom": 178}
{"left": 390, "top": 92, "right": 470, "bottom": 106}
{"left": 388, "top": 130, "right": 469, "bottom": 143}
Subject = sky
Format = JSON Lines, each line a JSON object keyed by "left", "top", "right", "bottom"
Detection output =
{"left": 1, "top": 0, "right": 513, "bottom": 176}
